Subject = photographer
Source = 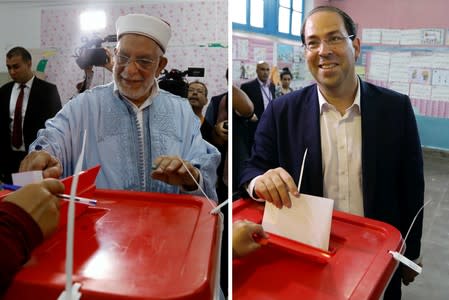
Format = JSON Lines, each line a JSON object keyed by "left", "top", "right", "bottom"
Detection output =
{"left": 158, "top": 69, "right": 189, "bottom": 98}
{"left": 75, "top": 47, "right": 114, "bottom": 94}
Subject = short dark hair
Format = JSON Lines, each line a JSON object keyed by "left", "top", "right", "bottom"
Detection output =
{"left": 188, "top": 80, "right": 208, "bottom": 97}
{"left": 300, "top": 6, "right": 357, "bottom": 45}
{"left": 6, "top": 46, "right": 32, "bottom": 62}
{"left": 280, "top": 67, "right": 293, "bottom": 80}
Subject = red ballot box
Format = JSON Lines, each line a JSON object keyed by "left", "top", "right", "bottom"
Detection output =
{"left": 233, "top": 199, "right": 402, "bottom": 300}
{"left": 2, "top": 167, "right": 221, "bottom": 300}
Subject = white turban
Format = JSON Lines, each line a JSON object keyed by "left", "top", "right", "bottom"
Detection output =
{"left": 116, "top": 14, "right": 171, "bottom": 53}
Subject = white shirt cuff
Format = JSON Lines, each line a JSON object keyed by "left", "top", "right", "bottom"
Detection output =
{"left": 246, "top": 175, "right": 265, "bottom": 202}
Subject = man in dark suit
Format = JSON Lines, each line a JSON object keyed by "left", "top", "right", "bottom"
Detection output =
{"left": 240, "top": 6, "right": 423, "bottom": 299}
{"left": 240, "top": 62, "right": 275, "bottom": 123}
{"left": 240, "top": 61, "right": 275, "bottom": 145}
{"left": 0, "top": 47, "right": 61, "bottom": 183}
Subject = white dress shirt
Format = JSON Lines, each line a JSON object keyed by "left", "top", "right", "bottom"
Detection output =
{"left": 318, "top": 82, "right": 363, "bottom": 216}
{"left": 257, "top": 78, "right": 273, "bottom": 109}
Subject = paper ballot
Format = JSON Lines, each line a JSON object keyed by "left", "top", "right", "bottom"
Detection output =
{"left": 12, "top": 170, "right": 43, "bottom": 186}
{"left": 262, "top": 193, "right": 334, "bottom": 251}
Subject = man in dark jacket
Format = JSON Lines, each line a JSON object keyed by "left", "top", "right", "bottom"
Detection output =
{"left": 240, "top": 6, "right": 423, "bottom": 299}
{"left": 0, "top": 47, "right": 61, "bottom": 183}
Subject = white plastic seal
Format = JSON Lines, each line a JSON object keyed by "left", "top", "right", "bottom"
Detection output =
{"left": 389, "top": 251, "right": 422, "bottom": 274}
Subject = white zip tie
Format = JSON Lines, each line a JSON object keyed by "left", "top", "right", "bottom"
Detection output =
{"left": 389, "top": 199, "right": 432, "bottom": 275}
{"left": 399, "top": 199, "right": 432, "bottom": 255}
{"left": 58, "top": 130, "right": 87, "bottom": 300}
{"left": 389, "top": 251, "right": 422, "bottom": 274}
{"left": 210, "top": 199, "right": 229, "bottom": 215}
{"left": 178, "top": 157, "right": 218, "bottom": 212}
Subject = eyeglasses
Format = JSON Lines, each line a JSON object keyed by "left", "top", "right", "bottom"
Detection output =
{"left": 304, "top": 34, "right": 354, "bottom": 52}
{"left": 115, "top": 54, "right": 156, "bottom": 70}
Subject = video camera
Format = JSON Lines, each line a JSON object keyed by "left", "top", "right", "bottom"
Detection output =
{"left": 158, "top": 68, "right": 205, "bottom": 98}
{"left": 75, "top": 35, "right": 117, "bottom": 69}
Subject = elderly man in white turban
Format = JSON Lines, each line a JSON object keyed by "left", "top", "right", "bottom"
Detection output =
{"left": 19, "top": 14, "right": 220, "bottom": 200}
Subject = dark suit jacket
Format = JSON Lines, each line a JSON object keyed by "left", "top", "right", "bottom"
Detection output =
{"left": 240, "top": 81, "right": 424, "bottom": 260}
{"left": 239, "top": 79, "right": 276, "bottom": 162}
{"left": 240, "top": 78, "right": 275, "bottom": 121}
{"left": 0, "top": 77, "right": 62, "bottom": 180}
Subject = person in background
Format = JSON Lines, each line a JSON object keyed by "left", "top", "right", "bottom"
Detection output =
{"left": 76, "top": 48, "right": 114, "bottom": 94}
{"left": 0, "top": 47, "right": 62, "bottom": 184}
{"left": 19, "top": 14, "right": 220, "bottom": 200}
{"left": 204, "top": 70, "right": 229, "bottom": 202}
{"left": 187, "top": 80, "right": 226, "bottom": 157}
{"left": 233, "top": 220, "right": 267, "bottom": 258}
{"left": 187, "top": 80, "right": 209, "bottom": 124}
{"left": 240, "top": 61, "right": 276, "bottom": 149}
{"left": 269, "top": 65, "right": 280, "bottom": 87}
{"left": 275, "top": 67, "right": 294, "bottom": 97}
{"left": 240, "top": 6, "right": 423, "bottom": 299}
{"left": 0, "top": 179, "right": 64, "bottom": 295}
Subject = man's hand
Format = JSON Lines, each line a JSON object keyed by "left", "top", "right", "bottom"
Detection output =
{"left": 249, "top": 114, "right": 258, "bottom": 122}
{"left": 151, "top": 156, "right": 200, "bottom": 191}
{"left": 19, "top": 150, "right": 62, "bottom": 179}
{"left": 254, "top": 167, "right": 299, "bottom": 209}
{"left": 102, "top": 47, "right": 114, "bottom": 72}
{"left": 233, "top": 220, "right": 268, "bottom": 258}
{"left": 213, "top": 120, "right": 228, "bottom": 145}
{"left": 215, "top": 120, "right": 228, "bottom": 138}
{"left": 4, "top": 179, "right": 65, "bottom": 238}
{"left": 401, "top": 263, "right": 422, "bottom": 285}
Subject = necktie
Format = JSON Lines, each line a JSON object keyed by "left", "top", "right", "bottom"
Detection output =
{"left": 12, "top": 84, "right": 26, "bottom": 148}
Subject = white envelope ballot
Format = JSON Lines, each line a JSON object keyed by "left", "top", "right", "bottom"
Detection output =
{"left": 262, "top": 193, "right": 334, "bottom": 251}
{"left": 12, "top": 170, "right": 43, "bottom": 186}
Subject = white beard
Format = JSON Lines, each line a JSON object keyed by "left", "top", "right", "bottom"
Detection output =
{"left": 114, "top": 67, "right": 152, "bottom": 102}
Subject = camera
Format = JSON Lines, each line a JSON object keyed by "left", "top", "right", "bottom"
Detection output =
{"left": 158, "top": 67, "right": 205, "bottom": 98}
{"left": 76, "top": 48, "right": 108, "bottom": 69}
{"left": 75, "top": 35, "right": 117, "bottom": 69}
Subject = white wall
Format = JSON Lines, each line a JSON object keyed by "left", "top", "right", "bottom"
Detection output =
{"left": 0, "top": 6, "right": 42, "bottom": 72}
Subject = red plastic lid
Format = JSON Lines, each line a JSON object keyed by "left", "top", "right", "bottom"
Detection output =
{"left": 4, "top": 167, "right": 220, "bottom": 300}
{"left": 233, "top": 199, "right": 402, "bottom": 300}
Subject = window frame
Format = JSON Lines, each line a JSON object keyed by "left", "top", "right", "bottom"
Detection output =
{"left": 232, "top": 0, "right": 304, "bottom": 41}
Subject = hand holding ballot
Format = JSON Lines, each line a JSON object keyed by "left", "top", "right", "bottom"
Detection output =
{"left": 19, "top": 150, "right": 62, "bottom": 179}
{"left": 262, "top": 193, "right": 334, "bottom": 251}
{"left": 253, "top": 167, "right": 299, "bottom": 209}
{"left": 4, "top": 179, "right": 64, "bottom": 238}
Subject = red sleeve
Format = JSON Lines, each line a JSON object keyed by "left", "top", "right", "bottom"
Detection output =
{"left": 0, "top": 201, "right": 43, "bottom": 295}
